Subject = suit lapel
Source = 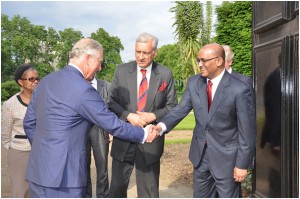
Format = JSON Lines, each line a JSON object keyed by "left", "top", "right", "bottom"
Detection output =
{"left": 96, "top": 80, "right": 101, "bottom": 94}
{"left": 197, "top": 76, "right": 209, "bottom": 120}
{"left": 128, "top": 63, "right": 138, "bottom": 111}
{"left": 145, "top": 62, "right": 160, "bottom": 111}
{"left": 207, "top": 72, "right": 230, "bottom": 123}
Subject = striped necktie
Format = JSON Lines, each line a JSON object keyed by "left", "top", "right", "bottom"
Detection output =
{"left": 137, "top": 69, "right": 148, "bottom": 112}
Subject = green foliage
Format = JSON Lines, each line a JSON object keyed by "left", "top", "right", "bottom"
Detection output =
{"left": 202, "top": 1, "right": 213, "bottom": 45}
{"left": 173, "top": 112, "right": 195, "bottom": 130}
{"left": 1, "top": 14, "right": 84, "bottom": 82}
{"left": 91, "top": 28, "right": 124, "bottom": 82}
{"left": 241, "top": 169, "right": 253, "bottom": 196}
{"left": 214, "top": 1, "right": 252, "bottom": 77}
{"left": 171, "top": 1, "right": 204, "bottom": 41}
{"left": 1, "top": 80, "right": 20, "bottom": 102}
{"left": 1, "top": 14, "right": 124, "bottom": 85}
{"left": 35, "top": 63, "right": 55, "bottom": 78}
{"left": 155, "top": 44, "right": 185, "bottom": 91}
{"left": 56, "top": 28, "right": 83, "bottom": 69}
{"left": 170, "top": 1, "right": 213, "bottom": 81}
{"left": 170, "top": 1, "right": 203, "bottom": 78}
{"left": 1, "top": 14, "right": 42, "bottom": 82}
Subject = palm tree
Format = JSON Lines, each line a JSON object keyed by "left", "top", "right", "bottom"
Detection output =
{"left": 170, "top": 1, "right": 212, "bottom": 81}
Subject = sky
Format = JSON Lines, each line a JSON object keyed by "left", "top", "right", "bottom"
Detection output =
{"left": 1, "top": 1, "right": 222, "bottom": 62}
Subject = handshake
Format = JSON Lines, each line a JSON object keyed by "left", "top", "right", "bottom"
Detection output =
{"left": 127, "top": 112, "right": 164, "bottom": 144}
{"left": 144, "top": 124, "right": 162, "bottom": 143}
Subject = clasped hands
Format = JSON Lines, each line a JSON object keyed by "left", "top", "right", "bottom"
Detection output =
{"left": 127, "top": 112, "right": 163, "bottom": 143}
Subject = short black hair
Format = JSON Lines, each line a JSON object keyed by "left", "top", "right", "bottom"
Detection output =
{"left": 14, "top": 64, "right": 36, "bottom": 86}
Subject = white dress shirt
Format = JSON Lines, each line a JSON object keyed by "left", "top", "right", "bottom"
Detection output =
{"left": 158, "top": 69, "right": 226, "bottom": 135}
{"left": 90, "top": 77, "right": 97, "bottom": 90}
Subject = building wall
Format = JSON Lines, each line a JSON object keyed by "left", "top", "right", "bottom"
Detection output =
{"left": 252, "top": 1, "right": 299, "bottom": 197}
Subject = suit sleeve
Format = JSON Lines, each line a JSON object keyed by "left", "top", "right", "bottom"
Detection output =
{"left": 23, "top": 90, "right": 37, "bottom": 144}
{"left": 161, "top": 77, "right": 193, "bottom": 132}
{"left": 108, "top": 66, "right": 131, "bottom": 121}
{"left": 235, "top": 86, "right": 256, "bottom": 169}
{"left": 79, "top": 87, "right": 145, "bottom": 143}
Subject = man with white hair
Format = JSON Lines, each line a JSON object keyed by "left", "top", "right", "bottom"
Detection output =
{"left": 223, "top": 45, "right": 253, "bottom": 90}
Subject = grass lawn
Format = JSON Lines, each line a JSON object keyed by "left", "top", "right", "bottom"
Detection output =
{"left": 164, "top": 93, "right": 195, "bottom": 144}
{"left": 173, "top": 111, "right": 195, "bottom": 130}
{"left": 164, "top": 111, "right": 195, "bottom": 144}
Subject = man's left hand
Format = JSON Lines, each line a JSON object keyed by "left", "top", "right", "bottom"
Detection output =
{"left": 136, "top": 111, "right": 156, "bottom": 124}
{"left": 233, "top": 167, "right": 248, "bottom": 182}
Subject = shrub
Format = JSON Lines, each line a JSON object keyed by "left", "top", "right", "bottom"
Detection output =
{"left": 1, "top": 80, "right": 20, "bottom": 103}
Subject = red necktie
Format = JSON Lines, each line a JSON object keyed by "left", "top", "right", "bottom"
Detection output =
{"left": 207, "top": 80, "right": 213, "bottom": 111}
{"left": 137, "top": 69, "right": 148, "bottom": 112}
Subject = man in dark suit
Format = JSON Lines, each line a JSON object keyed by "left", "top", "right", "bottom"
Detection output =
{"left": 153, "top": 43, "right": 256, "bottom": 197}
{"left": 223, "top": 45, "right": 253, "bottom": 91}
{"left": 223, "top": 45, "right": 255, "bottom": 170}
{"left": 23, "top": 38, "right": 157, "bottom": 198}
{"left": 108, "top": 32, "right": 178, "bottom": 198}
{"left": 85, "top": 77, "right": 111, "bottom": 198}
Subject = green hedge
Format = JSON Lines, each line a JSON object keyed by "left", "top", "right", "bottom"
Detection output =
{"left": 1, "top": 80, "right": 20, "bottom": 103}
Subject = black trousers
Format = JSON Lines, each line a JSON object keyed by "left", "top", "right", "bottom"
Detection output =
{"left": 85, "top": 127, "right": 110, "bottom": 198}
{"left": 108, "top": 143, "right": 160, "bottom": 198}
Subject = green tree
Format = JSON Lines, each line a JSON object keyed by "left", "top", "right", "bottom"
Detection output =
{"left": 155, "top": 44, "right": 184, "bottom": 91}
{"left": 55, "top": 28, "right": 83, "bottom": 69}
{"left": 214, "top": 1, "right": 252, "bottom": 77}
{"left": 1, "top": 14, "right": 41, "bottom": 81}
{"left": 170, "top": 1, "right": 213, "bottom": 82}
{"left": 1, "top": 80, "right": 20, "bottom": 102}
{"left": 1, "top": 14, "right": 55, "bottom": 80}
{"left": 90, "top": 28, "right": 124, "bottom": 82}
{"left": 202, "top": 1, "right": 213, "bottom": 45}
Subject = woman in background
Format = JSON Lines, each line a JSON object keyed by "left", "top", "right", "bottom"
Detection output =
{"left": 1, "top": 64, "right": 40, "bottom": 197}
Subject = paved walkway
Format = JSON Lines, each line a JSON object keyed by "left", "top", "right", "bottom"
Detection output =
{"left": 1, "top": 145, "right": 193, "bottom": 198}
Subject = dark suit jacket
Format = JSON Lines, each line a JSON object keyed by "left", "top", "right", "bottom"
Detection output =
{"left": 231, "top": 70, "right": 252, "bottom": 88}
{"left": 108, "top": 61, "right": 178, "bottom": 165}
{"left": 89, "top": 79, "right": 110, "bottom": 139}
{"left": 23, "top": 65, "right": 145, "bottom": 188}
{"left": 161, "top": 71, "right": 256, "bottom": 179}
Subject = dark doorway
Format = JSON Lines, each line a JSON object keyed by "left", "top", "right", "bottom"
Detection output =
{"left": 252, "top": 1, "right": 299, "bottom": 198}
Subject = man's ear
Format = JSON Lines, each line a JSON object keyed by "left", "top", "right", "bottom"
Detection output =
{"left": 217, "top": 57, "right": 224, "bottom": 67}
{"left": 153, "top": 49, "right": 158, "bottom": 58}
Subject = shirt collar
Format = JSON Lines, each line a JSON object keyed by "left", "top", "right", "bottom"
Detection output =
{"left": 137, "top": 63, "right": 153, "bottom": 73}
{"left": 90, "top": 77, "right": 97, "bottom": 89}
{"left": 208, "top": 69, "right": 226, "bottom": 85}
{"left": 227, "top": 67, "right": 233, "bottom": 74}
{"left": 69, "top": 63, "right": 83, "bottom": 76}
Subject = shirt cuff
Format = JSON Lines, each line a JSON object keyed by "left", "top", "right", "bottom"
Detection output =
{"left": 141, "top": 128, "right": 148, "bottom": 144}
{"left": 158, "top": 122, "right": 167, "bottom": 136}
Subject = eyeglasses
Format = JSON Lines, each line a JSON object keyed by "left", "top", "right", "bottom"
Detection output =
{"left": 20, "top": 77, "right": 40, "bottom": 82}
{"left": 197, "top": 57, "right": 219, "bottom": 64}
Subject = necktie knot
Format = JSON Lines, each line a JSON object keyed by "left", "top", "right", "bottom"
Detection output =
{"left": 141, "top": 69, "right": 147, "bottom": 76}
{"left": 208, "top": 80, "right": 212, "bottom": 87}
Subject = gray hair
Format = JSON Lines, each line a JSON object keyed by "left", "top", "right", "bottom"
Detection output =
{"left": 222, "top": 45, "right": 234, "bottom": 62}
{"left": 69, "top": 38, "right": 103, "bottom": 59}
{"left": 136, "top": 32, "right": 159, "bottom": 50}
